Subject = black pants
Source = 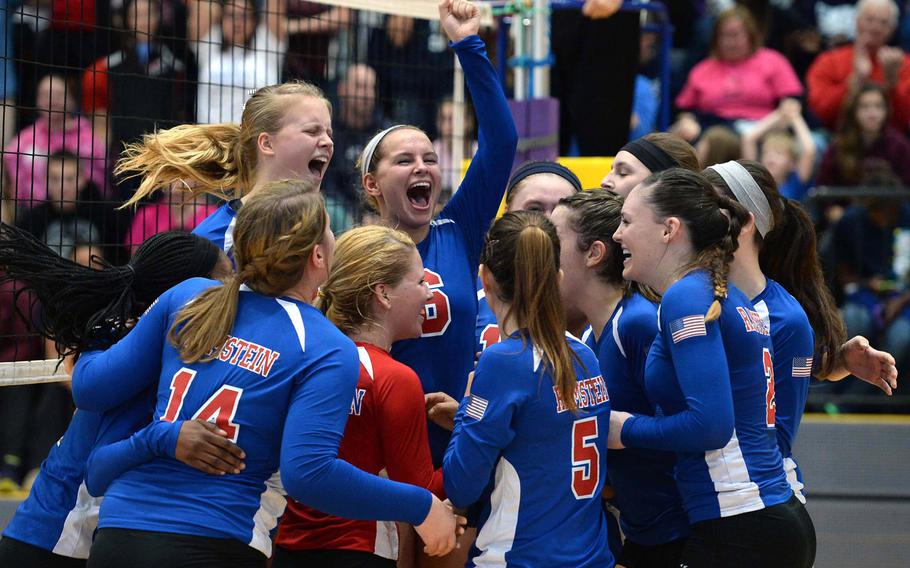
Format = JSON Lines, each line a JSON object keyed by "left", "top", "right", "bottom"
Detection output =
{"left": 550, "top": 9, "right": 640, "bottom": 156}
{"left": 618, "top": 536, "right": 687, "bottom": 568}
{"left": 680, "top": 495, "right": 816, "bottom": 568}
{"left": 0, "top": 536, "right": 86, "bottom": 568}
{"left": 272, "top": 546, "right": 396, "bottom": 568}
{"left": 87, "top": 528, "right": 266, "bottom": 568}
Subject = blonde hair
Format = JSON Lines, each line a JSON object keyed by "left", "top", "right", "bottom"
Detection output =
{"left": 119, "top": 81, "right": 330, "bottom": 207}
{"left": 168, "top": 179, "right": 326, "bottom": 362}
{"left": 318, "top": 225, "right": 416, "bottom": 335}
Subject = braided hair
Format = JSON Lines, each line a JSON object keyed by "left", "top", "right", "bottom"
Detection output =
{"left": 0, "top": 223, "right": 223, "bottom": 357}
{"left": 639, "top": 168, "right": 747, "bottom": 321}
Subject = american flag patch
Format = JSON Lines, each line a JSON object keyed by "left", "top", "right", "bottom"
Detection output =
{"left": 465, "top": 395, "right": 488, "bottom": 421}
{"left": 792, "top": 356, "right": 813, "bottom": 378}
{"left": 669, "top": 315, "right": 707, "bottom": 343}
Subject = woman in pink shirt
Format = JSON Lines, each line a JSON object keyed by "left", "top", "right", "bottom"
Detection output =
{"left": 671, "top": 7, "right": 804, "bottom": 142}
{"left": 3, "top": 74, "right": 109, "bottom": 206}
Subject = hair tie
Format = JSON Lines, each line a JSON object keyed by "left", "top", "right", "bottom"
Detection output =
{"left": 360, "top": 125, "right": 410, "bottom": 177}
{"left": 618, "top": 137, "right": 677, "bottom": 173}
{"left": 506, "top": 161, "right": 583, "bottom": 201}
{"left": 708, "top": 161, "right": 773, "bottom": 237}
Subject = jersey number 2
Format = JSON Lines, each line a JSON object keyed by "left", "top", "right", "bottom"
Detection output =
{"left": 763, "top": 348, "right": 776, "bottom": 427}
{"left": 571, "top": 417, "right": 600, "bottom": 499}
{"left": 421, "top": 269, "right": 452, "bottom": 337}
{"left": 162, "top": 367, "right": 244, "bottom": 442}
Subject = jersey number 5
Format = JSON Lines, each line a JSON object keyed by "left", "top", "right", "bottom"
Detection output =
{"left": 421, "top": 269, "right": 452, "bottom": 337}
{"left": 571, "top": 417, "right": 600, "bottom": 499}
{"left": 162, "top": 367, "right": 244, "bottom": 442}
{"left": 763, "top": 348, "right": 776, "bottom": 427}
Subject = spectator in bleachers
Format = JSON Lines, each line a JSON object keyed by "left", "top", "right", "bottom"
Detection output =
{"left": 817, "top": 82, "right": 910, "bottom": 187}
{"left": 81, "top": 0, "right": 194, "bottom": 161}
{"left": 742, "top": 98, "right": 818, "bottom": 201}
{"left": 284, "top": 1, "right": 351, "bottom": 86}
{"left": 125, "top": 184, "right": 218, "bottom": 249}
{"left": 433, "top": 97, "right": 476, "bottom": 196}
{"left": 831, "top": 165, "right": 910, "bottom": 381}
{"left": 695, "top": 124, "right": 742, "bottom": 168}
{"left": 367, "top": 14, "right": 450, "bottom": 129}
{"left": 321, "top": 63, "right": 389, "bottom": 230}
{"left": 671, "top": 6, "right": 804, "bottom": 143}
{"left": 187, "top": 0, "right": 287, "bottom": 124}
{"left": 17, "top": 151, "right": 119, "bottom": 254}
{"left": 807, "top": 0, "right": 910, "bottom": 132}
{"left": 3, "top": 73, "right": 108, "bottom": 207}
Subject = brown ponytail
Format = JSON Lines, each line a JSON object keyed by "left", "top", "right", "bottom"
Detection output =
{"left": 481, "top": 211, "right": 580, "bottom": 412}
{"left": 168, "top": 179, "right": 326, "bottom": 362}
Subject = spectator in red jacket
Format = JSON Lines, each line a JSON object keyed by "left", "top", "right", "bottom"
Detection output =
{"left": 807, "top": 0, "right": 910, "bottom": 132}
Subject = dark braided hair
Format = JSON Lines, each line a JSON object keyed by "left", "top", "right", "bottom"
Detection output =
{"left": 0, "top": 223, "right": 223, "bottom": 357}
{"left": 639, "top": 168, "right": 747, "bottom": 321}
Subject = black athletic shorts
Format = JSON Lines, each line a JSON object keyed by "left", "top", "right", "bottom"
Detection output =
{"left": 272, "top": 546, "right": 396, "bottom": 568}
{"left": 87, "top": 528, "right": 266, "bottom": 568}
{"left": 618, "top": 536, "right": 687, "bottom": 568}
{"left": 0, "top": 536, "right": 87, "bottom": 568}
{"left": 680, "top": 495, "right": 816, "bottom": 568}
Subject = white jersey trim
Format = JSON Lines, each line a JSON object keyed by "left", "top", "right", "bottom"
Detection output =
{"left": 358, "top": 346, "right": 375, "bottom": 380}
{"left": 784, "top": 456, "right": 806, "bottom": 504}
{"left": 373, "top": 469, "right": 400, "bottom": 559}
{"left": 705, "top": 430, "right": 766, "bottom": 517}
{"left": 474, "top": 457, "right": 520, "bottom": 567}
{"left": 611, "top": 306, "right": 627, "bottom": 358}
{"left": 223, "top": 216, "right": 236, "bottom": 255}
{"left": 275, "top": 298, "right": 307, "bottom": 352}
{"left": 248, "top": 470, "right": 287, "bottom": 556}
{"left": 52, "top": 481, "right": 101, "bottom": 559}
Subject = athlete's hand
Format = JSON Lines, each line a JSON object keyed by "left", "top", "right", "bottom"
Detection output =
{"left": 439, "top": 0, "right": 480, "bottom": 43}
{"left": 839, "top": 336, "right": 898, "bottom": 395}
{"left": 415, "top": 495, "right": 460, "bottom": 556}
{"left": 608, "top": 411, "right": 632, "bottom": 449}
{"left": 175, "top": 420, "right": 246, "bottom": 475}
{"left": 582, "top": 0, "right": 622, "bottom": 20}
{"left": 426, "top": 392, "right": 459, "bottom": 431}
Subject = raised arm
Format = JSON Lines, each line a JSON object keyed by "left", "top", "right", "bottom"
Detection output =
{"left": 783, "top": 102, "right": 817, "bottom": 184}
{"left": 287, "top": 7, "right": 351, "bottom": 35}
{"left": 741, "top": 108, "right": 784, "bottom": 161}
{"left": 437, "top": 1, "right": 518, "bottom": 265}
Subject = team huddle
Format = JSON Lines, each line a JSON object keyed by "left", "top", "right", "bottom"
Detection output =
{"left": 0, "top": 1, "right": 900, "bottom": 568}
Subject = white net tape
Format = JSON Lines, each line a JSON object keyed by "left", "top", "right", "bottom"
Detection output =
{"left": 0, "top": 359, "right": 70, "bottom": 386}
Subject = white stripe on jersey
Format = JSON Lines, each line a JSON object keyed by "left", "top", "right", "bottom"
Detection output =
{"left": 474, "top": 457, "right": 520, "bottom": 567}
{"left": 754, "top": 300, "right": 771, "bottom": 332}
{"left": 248, "top": 471, "right": 287, "bottom": 556}
{"left": 275, "top": 298, "right": 307, "bottom": 352}
{"left": 611, "top": 306, "right": 627, "bottom": 358}
{"left": 477, "top": 288, "right": 486, "bottom": 301}
{"left": 358, "top": 346, "right": 375, "bottom": 380}
{"left": 52, "top": 481, "right": 101, "bottom": 559}
{"left": 705, "top": 430, "right": 766, "bottom": 517}
{"left": 784, "top": 456, "right": 806, "bottom": 504}
{"left": 224, "top": 216, "right": 237, "bottom": 255}
{"left": 374, "top": 469, "right": 400, "bottom": 559}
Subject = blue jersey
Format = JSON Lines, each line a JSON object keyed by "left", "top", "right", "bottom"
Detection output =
{"left": 444, "top": 334, "right": 614, "bottom": 568}
{"left": 0, "top": 391, "right": 169, "bottom": 558}
{"left": 391, "top": 35, "right": 517, "bottom": 463}
{"left": 71, "top": 278, "right": 432, "bottom": 557}
{"left": 752, "top": 279, "right": 814, "bottom": 502}
{"left": 621, "top": 271, "right": 793, "bottom": 524}
{"left": 192, "top": 199, "right": 240, "bottom": 258}
{"left": 586, "top": 293, "right": 689, "bottom": 546}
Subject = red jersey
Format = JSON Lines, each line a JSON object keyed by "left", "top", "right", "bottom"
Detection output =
{"left": 275, "top": 343, "right": 445, "bottom": 560}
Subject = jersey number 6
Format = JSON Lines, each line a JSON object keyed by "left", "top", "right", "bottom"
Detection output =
{"left": 421, "top": 269, "right": 452, "bottom": 337}
{"left": 163, "top": 367, "right": 244, "bottom": 442}
{"left": 571, "top": 417, "right": 600, "bottom": 499}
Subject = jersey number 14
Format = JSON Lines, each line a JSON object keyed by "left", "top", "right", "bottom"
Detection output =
{"left": 163, "top": 367, "right": 244, "bottom": 442}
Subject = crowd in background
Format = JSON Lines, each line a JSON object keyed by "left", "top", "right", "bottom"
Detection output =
{"left": 0, "top": 0, "right": 908, "bottom": 489}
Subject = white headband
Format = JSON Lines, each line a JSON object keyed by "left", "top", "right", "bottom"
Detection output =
{"left": 359, "top": 125, "right": 410, "bottom": 177}
{"left": 708, "top": 161, "right": 773, "bottom": 237}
